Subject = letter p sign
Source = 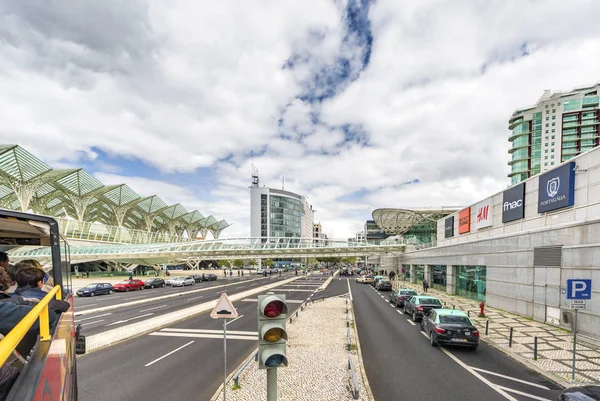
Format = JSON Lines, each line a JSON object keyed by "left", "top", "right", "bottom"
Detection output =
{"left": 566, "top": 279, "right": 592, "bottom": 300}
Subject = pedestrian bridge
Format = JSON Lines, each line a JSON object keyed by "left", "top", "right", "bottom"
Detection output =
{"left": 9, "top": 237, "right": 407, "bottom": 265}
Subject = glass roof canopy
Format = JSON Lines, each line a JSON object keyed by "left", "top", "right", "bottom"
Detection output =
{"left": 0, "top": 144, "right": 230, "bottom": 239}
{"left": 372, "top": 207, "right": 460, "bottom": 235}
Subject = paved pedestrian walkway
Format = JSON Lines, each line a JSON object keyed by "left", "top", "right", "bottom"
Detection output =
{"left": 212, "top": 296, "right": 369, "bottom": 401}
{"left": 393, "top": 280, "right": 599, "bottom": 387}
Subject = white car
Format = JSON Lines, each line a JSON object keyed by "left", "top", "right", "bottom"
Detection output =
{"left": 256, "top": 269, "right": 265, "bottom": 275}
{"left": 171, "top": 277, "right": 195, "bottom": 287}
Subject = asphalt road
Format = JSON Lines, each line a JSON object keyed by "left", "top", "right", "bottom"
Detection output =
{"left": 74, "top": 275, "right": 293, "bottom": 335}
{"left": 77, "top": 275, "right": 326, "bottom": 401}
{"left": 351, "top": 279, "right": 563, "bottom": 401}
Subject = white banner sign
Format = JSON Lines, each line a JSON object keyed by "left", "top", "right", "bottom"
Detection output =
{"left": 473, "top": 198, "right": 493, "bottom": 230}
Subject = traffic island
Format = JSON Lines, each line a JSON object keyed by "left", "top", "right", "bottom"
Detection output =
{"left": 211, "top": 296, "right": 370, "bottom": 401}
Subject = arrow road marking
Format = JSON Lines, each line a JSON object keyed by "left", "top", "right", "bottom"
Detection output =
{"left": 106, "top": 313, "right": 154, "bottom": 327}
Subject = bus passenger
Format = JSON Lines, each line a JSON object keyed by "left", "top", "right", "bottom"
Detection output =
{"left": 13, "top": 268, "right": 48, "bottom": 301}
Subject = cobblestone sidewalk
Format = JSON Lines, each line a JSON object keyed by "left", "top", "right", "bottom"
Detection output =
{"left": 212, "top": 296, "right": 369, "bottom": 401}
{"left": 394, "top": 280, "right": 599, "bottom": 387}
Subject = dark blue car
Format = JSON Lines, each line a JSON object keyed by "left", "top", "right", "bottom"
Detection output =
{"left": 76, "top": 283, "right": 113, "bottom": 297}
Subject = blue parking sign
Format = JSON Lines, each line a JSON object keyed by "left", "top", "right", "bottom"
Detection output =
{"left": 566, "top": 279, "right": 592, "bottom": 300}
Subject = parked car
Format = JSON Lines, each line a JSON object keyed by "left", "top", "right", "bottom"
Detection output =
{"left": 144, "top": 278, "right": 165, "bottom": 288}
{"left": 191, "top": 275, "right": 204, "bottom": 283}
{"left": 203, "top": 274, "right": 218, "bottom": 281}
{"left": 171, "top": 277, "right": 195, "bottom": 287}
{"left": 558, "top": 386, "right": 600, "bottom": 400}
{"left": 76, "top": 283, "right": 113, "bottom": 297}
{"left": 376, "top": 280, "right": 393, "bottom": 291}
{"left": 389, "top": 289, "right": 418, "bottom": 307}
{"left": 362, "top": 276, "right": 375, "bottom": 284}
{"left": 403, "top": 295, "right": 443, "bottom": 322}
{"left": 421, "top": 309, "right": 479, "bottom": 350}
{"left": 256, "top": 269, "right": 265, "bottom": 275}
{"left": 165, "top": 277, "right": 175, "bottom": 286}
{"left": 113, "top": 279, "right": 145, "bottom": 292}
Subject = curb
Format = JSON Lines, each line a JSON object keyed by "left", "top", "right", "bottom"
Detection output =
{"left": 318, "top": 270, "right": 338, "bottom": 291}
{"left": 348, "top": 294, "right": 375, "bottom": 401}
{"left": 83, "top": 276, "right": 300, "bottom": 353}
{"left": 75, "top": 278, "right": 266, "bottom": 316}
{"left": 209, "top": 349, "right": 254, "bottom": 401}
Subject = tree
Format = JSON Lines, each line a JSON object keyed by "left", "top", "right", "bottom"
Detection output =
{"left": 316, "top": 257, "right": 341, "bottom": 267}
{"left": 248, "top": 259, "right": 257, "bottom": 267}
{"left": 263, "top": 259, "right": 274, "bottom": 268}
{"left": 232, "top": 259, "right": 245, "bottom": 269}
{"left": 341, "top": 257, "right": 357, "bottom": 265}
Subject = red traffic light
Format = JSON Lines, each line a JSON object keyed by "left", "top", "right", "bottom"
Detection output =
{"left": 264, "top": 300, "right": 284, "bottom": 318}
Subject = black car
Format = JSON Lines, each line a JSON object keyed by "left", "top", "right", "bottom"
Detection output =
{"left": 76, "top": 283, "right": 113, "bottom": 297}
{"left": 190, "top": 275, "right": 204, "bottom": 283}
{"left": 203, "top": 274, "right": 217, "bottom": 281}
{"left": 144, "top": 278, "right": 165, "bottom": 288}
{"left": 376, "top": 280, "right": 393, "bottom": 291}
{"left": 421, "top": 309, "right": 479, "bottom": 350}
{"left": 403, "top": 295, "right": 443, "bottom": 322}
{"left": 559, "top": 386, "right": 600, "bottom": 400}
{"left": 389, "top": 289, "right": 418, "bottom": 307}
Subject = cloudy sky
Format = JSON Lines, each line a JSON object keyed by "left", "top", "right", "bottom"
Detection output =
{"left": 2, "top": 0, "right": 600, "bottom": 239}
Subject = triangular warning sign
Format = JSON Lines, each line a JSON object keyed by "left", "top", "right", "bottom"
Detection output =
{"left": 210, "top": 293, "right": 239, "bottom": 319}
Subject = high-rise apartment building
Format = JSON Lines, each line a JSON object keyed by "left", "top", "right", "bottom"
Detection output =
{"left": 313, "top": 223, "right": 322, "bottom": 241}
{"left": 508, "top": 83, "right": 600, "bottom": 184}
{"left": 250, "top": 176, "right": 314, "bottom": 241}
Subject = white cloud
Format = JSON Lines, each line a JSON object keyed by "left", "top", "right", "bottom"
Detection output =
{"left": 2, "top": 1, "right": 600, "bottom": 240}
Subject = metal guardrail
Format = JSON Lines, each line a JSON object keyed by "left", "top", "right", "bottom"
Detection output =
{"left": 0, "top": 285, "right": 62, "bottom": 366}
{"left": 232, "top": 349, "right": 258, "bottom": 388}
{"left": 348, "top": 357, "right": 360, "bottom": 400}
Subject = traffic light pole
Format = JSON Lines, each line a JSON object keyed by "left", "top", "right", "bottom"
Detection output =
{"left": 267, "top": 368, "right": 277, "bottom": 401}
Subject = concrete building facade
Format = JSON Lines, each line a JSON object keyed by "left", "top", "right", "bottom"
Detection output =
{"left": 398, "top": 146, "right": 600, "bottom": 342}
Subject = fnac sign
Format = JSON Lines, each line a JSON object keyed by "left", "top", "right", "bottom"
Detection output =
{"left": 458, "top": 207, "right": 470, "bottom": 234}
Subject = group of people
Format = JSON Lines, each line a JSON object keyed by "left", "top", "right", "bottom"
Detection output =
{"left": 0, "top": 252, "right": 69, "bottom": 400}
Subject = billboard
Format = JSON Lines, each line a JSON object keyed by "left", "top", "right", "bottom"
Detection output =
{"left": 502, "top": 182, "right": 525, "bottom": 223}
{"left": 538, "top": 161, "right": 576, "bottom": 213}
{"left": 444, "top": 216, "right": 454, "bottom": 238}
{"left": 458, "top": 207, "right": 471, "bottom": 234}
{"left": 473, "top": 198, "right": 493, "bottom": 230}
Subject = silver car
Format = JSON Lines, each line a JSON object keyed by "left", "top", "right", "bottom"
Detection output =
{"left": 171, "top": 276, "right": 194, "bottom": 287}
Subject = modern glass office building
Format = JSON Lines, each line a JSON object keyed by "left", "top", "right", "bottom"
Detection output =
{"left": 508, "top": 82, "right": 600, "bottom": 184}
{"left": 250, "top": 185, "right": 314, "bottom": 241}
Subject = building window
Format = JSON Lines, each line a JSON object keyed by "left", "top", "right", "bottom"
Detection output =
{"left": 552, "top": 122, "right": 555, "bottom": 126}
{"left": 551, "top": 149, "right": 555, "bottom": 152}
{"left": 545, "top": 105, "right": 549, "bottom": 108}
{"left": 544, "top": 156, "right": 548, "bottom": 159}
{"left": 552, "top": 109, "right": 556, "bottom": 113}
{"left": 552, "top": 116, "right": 556, "bottom": 120}
{"left": 552, "top": 129, "right": 555, "bottom": 133}
{"left": 455, "top": 266, "right": 486, "bottom": 302}
{"left": 551, "top": 135, "right": 555, "bottom": 139}
{"left": 546, "top": 117, "right": 549, "bottom": 121}
{"left": 544, "top": 162, "right": 548, "bottom": 166}
{"left": 551, "top": 142, "right": 555, "bottom": 146}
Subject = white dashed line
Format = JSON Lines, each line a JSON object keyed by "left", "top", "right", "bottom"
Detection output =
{"left": 407, "top": 319, "right": 416, "bottom": 326}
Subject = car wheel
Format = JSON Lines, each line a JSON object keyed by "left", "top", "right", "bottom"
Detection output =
{"left": 161, "top": 284, "right": 165, "bottom": 288}
{"left": 125, "top": 287, "right": 130, "bottom": 292}
{"left": 151, "top": 285, "right": 154, "bottom": 289}
{"left": 403, "top": 305, "right": 407, "bottom": 314}
{"left": 430, "top": 331, "right": 438, "bottom": 347}
{"left": 140, "top": 286, "right": 143, "bottom": 290}
{"left": 109, "top": 290, "right": 113, "bottom": 294}
{"left": 412, "top": 311, "right": 418, "bottom": 322}
{"left": 90, "top": 292, "right": 95, "bottom": 297}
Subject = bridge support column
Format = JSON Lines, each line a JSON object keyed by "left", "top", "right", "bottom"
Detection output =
{"left": 424, "top": 265, "right": 431, "bottom": 285}
{"left": 410, "top": 265, "right": 417, "bottom": 284}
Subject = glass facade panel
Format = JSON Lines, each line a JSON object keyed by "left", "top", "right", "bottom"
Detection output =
{"left": 564, "top": 99, "right": 582, "bottom": 111}
{"left": 430, "top": 265, "right": 446, "bottom": 291}
{"left": 269, "top": 195, "right": 302, "bottom": 238}
{"left": 455, "top": 265, "right": 486, "bottom": 302}
{"left": 415, "top": 265, "right": 425, "bottom": 283}
{"left": 402, "top": 264, "right": 410, "bottom": 281}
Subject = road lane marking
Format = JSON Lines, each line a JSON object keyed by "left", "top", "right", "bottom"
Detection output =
{"left": 470, "top": 367, "right": 550, "bottom": 390}
{"left": 347, "top": 279, "right": 353, "bottom": 301}
{"left": 389, "top": 304, "right": 395, "bottom": 308}
{"left": 81, "top": 319, "right": 105, "bottom": 326}
{"left": 75, "top": 304, "right": 98, "bottom": 309}
{"left": 186, "top": 295, "right": 205, "bottom": 302}
{"left": 397, "top": 310, "right": 404, "bottom": 315}
{"left": 150, "top": 332, "right": 256, "bottom": 340}
{"left": 106, "top": 313, "right": 154, "bottom": 327}
{"left": 495, "top": 386, "right": 552, "bottom": 401}
{"left": 438, "top": 347, "right": 518, "bottom": 401}
{"left": 407, "top": 319, "right": 416, "bottom": 326}
{"left": 159, "top": 328, "right": 258, "bottom": 335}
{"left": 139, "top": 305, "right": 168, "bottom": 313}
{"left": 125, "top": 295, "right": 149, "bottom": 301}
{"left": 144, "top": 341, "right": 195, "bottom": 367}
{"left": 75, "top": 313, "right": 112, "bottom": 323}
{"left": 241, "top": 298, "right": 304, "bottom": 303}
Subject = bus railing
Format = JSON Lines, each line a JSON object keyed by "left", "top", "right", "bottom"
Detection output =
{"left": 0, "top": 285, "right": 62, "bottom": 366}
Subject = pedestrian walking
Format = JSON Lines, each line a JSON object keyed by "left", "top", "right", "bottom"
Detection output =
{"left": 422, "top": 279, "right": 429, "bottom": 293}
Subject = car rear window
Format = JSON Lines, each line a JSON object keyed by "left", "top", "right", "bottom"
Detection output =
{"left": 420, "top": 298, "right": 442, "bottom": 305}
{"left": 381, "top": 281, "right": 390, "bottom": 284}
{"left": 439, "top": 315, "right": 471, "bottom": 325}
{"left": 400, "top": 290, "right": 417, "bottom": 295}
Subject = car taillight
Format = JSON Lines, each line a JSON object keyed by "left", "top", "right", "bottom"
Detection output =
{"left": 416, "top": 305, "right": 423, "bottom": 311}
{"left": 434, "top": 326, "right": 445, "bottom": 334}
{"left": 399, "top": 297, "right": 404, "bottom": 301}
{"left": 472, "top": 330, "right": 479, "bottom": 337}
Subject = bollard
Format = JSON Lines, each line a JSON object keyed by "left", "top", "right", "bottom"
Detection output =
{"left": 509, "top": 327, "right": 514, "bottom": 347}
{"left": 533, "top": 336, "right": 538, "bottom": 360}
{"left": 467, "top": 311, "right": 470, "bottom": 318}
{"left": 485, "top": 320, "right": 489, "bottom": 336}
{"left": 452, "top": 305, "right": 455, "bottom": 310}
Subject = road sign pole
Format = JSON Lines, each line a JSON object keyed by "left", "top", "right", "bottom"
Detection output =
{"left": 572, "top": 309, "right": 577, "bottom": 381}
{"left": 267, "top": 368, "right": 277, "bottom": 401}
{"left": 224, "top": 318, "right": 227, "bottom": 401}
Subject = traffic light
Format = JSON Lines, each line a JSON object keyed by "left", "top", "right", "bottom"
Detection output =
{"left": 257, "top": 293, "right": 288, "bottom": 369}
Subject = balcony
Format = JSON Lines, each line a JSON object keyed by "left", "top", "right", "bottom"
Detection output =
{"left": 562, "top": 148, "right": 579, "bottom": 156}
